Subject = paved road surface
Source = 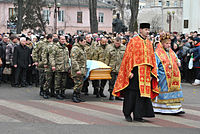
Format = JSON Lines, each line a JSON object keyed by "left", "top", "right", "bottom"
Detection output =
{"left": 0, "top": 82, "right": 199, "bottom": 134}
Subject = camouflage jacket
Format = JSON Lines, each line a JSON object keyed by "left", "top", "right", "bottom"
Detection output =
{"left": 107, "top": 44, "right": 126, "bottom": 73}
{"left": 41, "top": 41, "right": 54, "bottom": 72}
{"left": 84, "top": 41, "right": 96, "bottom": 60}
{"left": 70, "top": 43, "right": 87, "bottom": 77}
{"left": 32, "top": 40, "right": 46, "bottom": 69}
{"left": 49, "top": 43, "right": 70, "bottom": 72}
{"left": 92, "top": 43, "right": 110, "bottom": 65}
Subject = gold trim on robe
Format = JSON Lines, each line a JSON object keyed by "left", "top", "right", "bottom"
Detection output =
{"left": 155, "top": 43, "right": 181, "bottom": 92}
{"left": 112, "top": 36, "right": 159, "bottom": 99}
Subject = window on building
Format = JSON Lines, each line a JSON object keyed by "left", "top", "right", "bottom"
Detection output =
{"left": 98, "top": 13, "right": 104, "bottom": 23}
{"left": 58, "top": 10, "right": 64, "bottom": 22}
{"left": 42, "top": 10, "right": 49, "bottom": 22}
{"left": 9, "top": 8, "right": 15, "bottom": 18}
{"left": 174, "top": 1, "right": 177, "bottom": 7}
{"left": 77, "top": 12, "right": 82, "bottom": 23}
{"left": 184, "top": 20, "right": 189, "bottom": 28}
{"left": 158, "top": 1, "right": 162, "bottom": 6}
{"left": 166, "top": 1, "right": 170, "bottom": 6}
{"left": 180, "top": 1, "right": 183, "bottom": 7}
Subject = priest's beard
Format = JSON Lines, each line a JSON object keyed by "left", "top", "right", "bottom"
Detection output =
{"left": 164, "top": 48, "right": 169, "bottom": 52}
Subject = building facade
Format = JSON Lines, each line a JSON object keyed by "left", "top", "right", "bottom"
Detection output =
{"left": 182, "top": 0, "right": 200, "bottom": 33}
{"left": 138, "top": 0, "right": 183, "bottom": 33}
{"left": 0, "top": 0, "right": 114, "bottom": 34}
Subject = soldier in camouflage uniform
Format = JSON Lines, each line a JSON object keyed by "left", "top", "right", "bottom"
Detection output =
{"left": 41, "top": 34, "right": 54, "bottom": 99}
{"left": 107, "top": 37, "right": 126, "bottom": 100}
{"left": 71, "top": 36, "right": 87, "bottom": 103}
{"left": 82, "top": 34, "right": 96, "bottom": 95}
{"left": 49, "top": 35, "right": 70, "bottom": 100}
{"left": 32, "top": 37, "right": 46, "bottom": 96}
{"left": 92, "top": 37, "right": 110, "bottom": 98}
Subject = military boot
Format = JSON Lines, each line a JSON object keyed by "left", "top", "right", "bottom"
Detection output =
{"left": 50, "top": 88, "right": 56, "bottom": 97}
{"left": 72, "top": 92, "right": 80, "bottom": 103}
{"left": 43, "top": 91, "right": 49, "bottom": 99}
{"left": 39, "top": 87, "right": 44, "bottom": 96}
{"left": 60, "top": 90, "right": 66, "bottom": 98}
{"left": 55, "top": 90, "right": 64, "bottom": 100}
{"left": 77, "top": 93, "right": 85, "bottom": 102}
{"left": 99, "top": 88, "right": 107, "bottom": 97}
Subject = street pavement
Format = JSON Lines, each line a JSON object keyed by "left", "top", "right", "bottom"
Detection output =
{"left": 0, "top": 82, "right": 199, "bottom": 134}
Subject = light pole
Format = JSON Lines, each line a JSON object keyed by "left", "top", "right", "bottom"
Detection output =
{"left": 167, "top": 11, "right": 175, "bottom": 33}
{"left": 161, "top": 0, "right": 164, "bottom": 30}
{"left": 48, "top": 0, "right": 61, "bottom": 34}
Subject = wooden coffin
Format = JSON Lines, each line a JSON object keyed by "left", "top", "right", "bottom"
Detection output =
{"left": 89, "top": 68, "right": 112, "bottom": 80}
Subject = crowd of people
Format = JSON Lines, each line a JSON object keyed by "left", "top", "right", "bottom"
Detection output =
{"left": 0, "top": 24, "right": 200, "bottom": 122}
{"left": 0, "top": 28, "right": 200, "bottom": 102}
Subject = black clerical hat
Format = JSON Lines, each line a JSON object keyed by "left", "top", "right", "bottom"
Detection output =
{"left": 140, "top": 23, "right": 150, "bottom": 29}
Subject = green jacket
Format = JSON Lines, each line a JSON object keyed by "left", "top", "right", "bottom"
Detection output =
{"left": 107, "top": 44, "right": 126, "bottom": 72}
{"left": 41, "top": 41, "right": 54, "bottom": 72}
{"left": 70, "top": 43, "right": 87, "bottom": 77}
{"left": 92, "top": 43, "right": 110, "bottom": 65}
{"left": 84, "top": 41, "right": 97, "bottom": 60}
{"left": 32, "top": 39, "right": 47, "bottom": 69}
{"left": 49, "top": 43, "right": 70, "bottom": 72}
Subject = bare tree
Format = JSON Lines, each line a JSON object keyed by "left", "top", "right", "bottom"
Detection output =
{"left": 89, "top": 0, "right": 98, "bottom": 33}
{"left": 16, "top": 0, "right": 23, "bottom": 34}
{"left": 115, "top": 0, "right": 125, "bottom": 23}
{"left": 151, "top": 15, "right": 161, "bottom": 33}
{"left": 15, "top": 0, "right": 47, "bottom": 34}
{"left": 129, "top": 0, "right": 139, "bottom": 32}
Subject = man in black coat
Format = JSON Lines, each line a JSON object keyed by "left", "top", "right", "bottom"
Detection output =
{"left": 0, "top": 34, "right": 9, "bottom": 84}
{"left": 13, "top": 37, "right": 31, "bottom": 87}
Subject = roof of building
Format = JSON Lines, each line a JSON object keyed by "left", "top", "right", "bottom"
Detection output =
{"left": 0, "top": 0, "right": 115, "bottom": 9}
{"left": 46, "top": 0, "right": 115, "bottom": 9}
{"left": 0, "top": 0, "right": 13, "bottom": 2}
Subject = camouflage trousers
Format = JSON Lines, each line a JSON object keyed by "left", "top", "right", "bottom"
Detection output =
{"left": 72, "top": 76, "right": 84, "bottom": 93}
{"left": 55, "top": 72, "right": 67, "bottom": 91}
{"left": 39, "top": 69, "right": 45, "bottom": 89}
{"left": 43, "top": 71, "right": 54, "bottom": 92}
{"left": 108, "top": 72, "right": 118, "bottom": 93}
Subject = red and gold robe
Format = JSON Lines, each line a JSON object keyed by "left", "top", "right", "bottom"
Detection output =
{"left": 112, "top": 35, "right": 159, "bottom": 99}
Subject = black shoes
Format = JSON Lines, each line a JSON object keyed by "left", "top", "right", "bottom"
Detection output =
{"left": 39, "top": 87, "right": 44, "bottom": 96}
{"left": 56, "top": 94, "right": 64, "bottom": 100}
{"left": 178, "top": 111, "right": 185, "bottom": 114}
{"left": 55, "top": 91, "right": 64, "bottom": 100}
{"left": 134, "top": 118, "right": 145, "bottom": 122}
{"left": 43, "top": 91, "right": 49, "bottom": 99}
{"left": 125, "top": 115, "right": 132, "bottom": 122}
{"left": 125, "top": 115, "right": 145, "bottom": 123}
{"left": 72, "top": 92, "right": 86, "bottom": 103}
{"left": 72, "top": 92, "right": 80, "bottom": 103}
{"left": 77, "top": 94, "right": 85, "bottom": 102}
{"left": 60, "top": 90, "right": 66, "bottom": 98}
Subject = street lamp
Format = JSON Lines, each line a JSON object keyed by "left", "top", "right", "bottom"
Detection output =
{"left": 48, "top": 0, "right": 61, "bottom": 34}
{"left": 167, "top": 11, "right": 175, "bottom": 33}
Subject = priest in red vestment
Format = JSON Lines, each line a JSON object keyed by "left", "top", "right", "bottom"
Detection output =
{"left": 112, "top": 23, "right": 159, "bottom": 122}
